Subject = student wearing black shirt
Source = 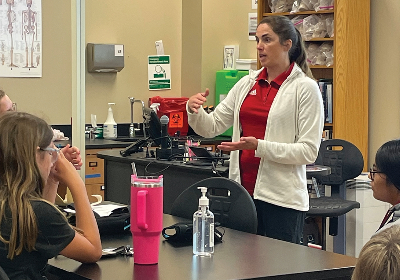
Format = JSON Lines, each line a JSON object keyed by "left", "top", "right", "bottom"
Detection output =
{"left": 0, "top": 112, "right": 102, "bottom": 279}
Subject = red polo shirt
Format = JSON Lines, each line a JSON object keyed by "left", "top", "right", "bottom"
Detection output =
{"left": 239, "top": 63, "right": 294, "bottom": 195}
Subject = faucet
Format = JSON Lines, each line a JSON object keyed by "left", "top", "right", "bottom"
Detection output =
{"left": 128, "top": 97, "right": 147, "bottom": 138}
{"left": 129, "top": 97, "right": 135, "bottom": 138}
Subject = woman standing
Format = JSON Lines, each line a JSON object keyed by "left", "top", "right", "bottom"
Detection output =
{"left": 0, "top": 112, "right": 101, "bottom": 279}
{"left": 187, "top": 16, "right": 324, "bottom": 243}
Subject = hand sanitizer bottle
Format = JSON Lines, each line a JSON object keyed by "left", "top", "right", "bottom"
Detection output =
{"left": 193, "top": 187, "right": 214, "bottom": 256}
{"left": 103, "top": 103, "right": 117, "bottom": 139}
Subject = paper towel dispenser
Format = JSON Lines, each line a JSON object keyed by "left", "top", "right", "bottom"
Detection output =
{"left": 87, "top": 43, "right": 124, "bottom": 73}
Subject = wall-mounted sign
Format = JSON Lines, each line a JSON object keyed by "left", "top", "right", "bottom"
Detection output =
{"left": 148, "top": 55, "right": 171, "bottom": 90}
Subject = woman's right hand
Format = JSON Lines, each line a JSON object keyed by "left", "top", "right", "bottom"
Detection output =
{"left": 188, "top": 88, "right": 209, "bottom": 114}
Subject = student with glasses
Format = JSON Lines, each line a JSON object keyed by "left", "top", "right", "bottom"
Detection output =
{"left": 369, "top": 139, "right": 400, "bottom": 235}
{"left": 0, "top": 89, "right": 83, "bottom": 171}
{"left": 0, "top": 111, "right": 101, "bottom": 279}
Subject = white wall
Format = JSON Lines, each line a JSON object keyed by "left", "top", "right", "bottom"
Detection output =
{"left": 85, "top": 0, "right": 183, "bottom": 124}
{"left": 201, "top": 0, "right": 256, "bottom": 105}
{"left": 368, "top": 0, "right": 400, "bottom": 165}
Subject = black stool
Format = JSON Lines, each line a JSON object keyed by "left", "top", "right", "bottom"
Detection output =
{"left": 306, "top": 139, "right": 363, "bottom": 252}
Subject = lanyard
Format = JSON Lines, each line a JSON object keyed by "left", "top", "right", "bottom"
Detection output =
{"left": 378, "top": 202, "right": 400, "bottom": 230}
{"left": 378, "top": 208, "right": 395, "bottom": 230}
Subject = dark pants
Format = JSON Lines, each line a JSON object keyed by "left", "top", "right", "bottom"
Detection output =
{"left": 254, "top": 199, "right": 306, "bottom": 244}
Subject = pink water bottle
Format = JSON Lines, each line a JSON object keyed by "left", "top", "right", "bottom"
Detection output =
{"left": 130, "top": 175, "right": 163, "bottom": 265}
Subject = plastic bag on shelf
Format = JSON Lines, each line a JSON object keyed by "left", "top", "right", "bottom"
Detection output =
{"left": 314, "top": 0, "right": 334, "bottom": 11}
{"left": 269, "top": 0, "right": 285, "bottom": 13}
{"left": 305, "top": 43, "right": 320, "bottom": 65}
{"left": 314, "top": 51, "right": 326, "bottom": 66}
{"left": 291, "top": 0, "right": 299, "bottom": 13}
{"left": 324, "top": 52, "right": 334, "bottom": 67}
{"left": 320, "top": 42, "right": 334, "bottom": 67}
{"left": 324, "top": 15, "right": 334, "bottom": 37}
{"left": 286, "top": 0, "right": 297, "bottom": 12}
{"left": 313, "top": 15, "right": 328, "bottom": 38}
{"left": 269, "top": 0, "right": 295, "bottom": 13}
{"left": 303, "top": 15, "right": 325, "bottom": 40}
{"left": 292, "top": 0, "right": 317, "bottom": 12}
{"left": 291, "top": 15, "right": 307, "bottom": 38}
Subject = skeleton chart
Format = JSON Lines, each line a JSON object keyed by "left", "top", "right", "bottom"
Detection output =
{"left": 0, "top": 0, "right": 42, "bottom": 77}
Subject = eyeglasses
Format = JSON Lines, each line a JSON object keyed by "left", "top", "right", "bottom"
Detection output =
{"left": 369, "top": 168, "right": 384, "bottom": 180}
{"left": 40, "top": 147, "right": 60, "bottom": 163}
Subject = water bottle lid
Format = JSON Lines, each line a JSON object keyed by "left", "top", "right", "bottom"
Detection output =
{"left": 131, "top": 175, "right": 163, "bottom": 187}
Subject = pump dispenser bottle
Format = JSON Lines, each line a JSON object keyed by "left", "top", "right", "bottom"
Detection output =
{"left": 193, "top": 187, "right": 214, "bottom": 256}
{"left": 103, "top": 103, "right": 117, "bottom": 139}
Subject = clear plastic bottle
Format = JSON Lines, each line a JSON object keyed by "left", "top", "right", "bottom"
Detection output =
{"left": 193, "top": 187, "right": 214, "bottom": 256}
{"left": 103, "top": 103, "right": 117, "bottom": 139}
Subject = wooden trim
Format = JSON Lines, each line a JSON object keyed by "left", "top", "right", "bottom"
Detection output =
{"left": 310, "top": 65, "right": 334, "bottom": 69}
{"left": 333, "top": 0, "right": 370, "bottom": 170}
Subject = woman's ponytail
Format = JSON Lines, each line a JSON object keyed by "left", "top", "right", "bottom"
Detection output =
{"left": 292, "top": 28, "right": 313, "bottom": 79}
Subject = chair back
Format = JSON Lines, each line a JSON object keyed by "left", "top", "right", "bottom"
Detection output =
{"left": 171, "top": 177, "right": 257, "bottom": 234}
{"left": 314, "top": 139, "right": 364, "bottom": 186}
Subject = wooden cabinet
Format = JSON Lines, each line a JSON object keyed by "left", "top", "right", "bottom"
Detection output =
{"left": 258, "top": 0, "right": 370, "bottom": 170}
{"left": 85, "top": 149, "right": 106, "bottom": 203}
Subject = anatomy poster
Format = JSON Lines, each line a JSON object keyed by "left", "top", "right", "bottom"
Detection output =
{"left": 0, "top": 0, "right": 42, "bottom": 77}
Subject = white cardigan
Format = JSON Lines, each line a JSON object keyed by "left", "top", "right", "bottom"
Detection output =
{"left": 187, "top": 64, "right": 324, "bottom": 211}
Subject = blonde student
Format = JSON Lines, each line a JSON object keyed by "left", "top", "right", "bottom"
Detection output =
{"left": 0, "top": 112, "right": 102, "bottom": 279}
{"left": 352, "top": 225, "right": 400, "bottom": 280}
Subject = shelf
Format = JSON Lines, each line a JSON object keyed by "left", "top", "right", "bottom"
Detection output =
{"left": 324, "top": 123, "right": 333, "bottom": 128}
{"left": 307, "top": 38, "right": 334, "bottom": 42}
{"left": 263, "top": 9, "right": 334, "bottom": 17}
{"left": 309, "top": 65, "right": 334, "bottom": 69}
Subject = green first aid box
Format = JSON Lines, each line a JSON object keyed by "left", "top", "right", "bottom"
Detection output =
{"left": 215, "top": 70, "right": 249, "bottom": 136}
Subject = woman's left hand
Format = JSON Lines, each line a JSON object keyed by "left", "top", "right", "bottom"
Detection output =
{"left": 217, "top": 137, "right": 258, "bottom": 151}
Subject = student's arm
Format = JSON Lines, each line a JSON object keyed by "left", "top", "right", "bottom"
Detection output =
{"left": 42, "top": 175, "right": 59, "bottom": 203}
{"left": 52, "top": 152, "right": 102, "bottom": 263}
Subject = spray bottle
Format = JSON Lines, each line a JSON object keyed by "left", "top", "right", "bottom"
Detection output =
{"left": 103, "top": 103, "right": 117, "bottom": 139}
{"left": 193, "top": 187, "right": 214, "bottom": 256}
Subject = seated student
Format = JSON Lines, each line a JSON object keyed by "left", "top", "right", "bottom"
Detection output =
{"left": 0, "top": 89, "right": 83, "bottom": 171}
{"left": 352, "top": 225, "right": 400, "bottom": 280}
{"left": 369, "top": 139, "right": 400, "bottom": 234}
{"left": 0, "top": 112, "right": 102, "bottom": 279}
{"left": 0, "top": 90, "right": 13, "bottom": 113}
